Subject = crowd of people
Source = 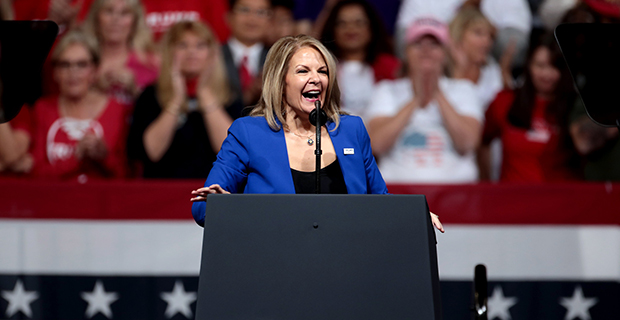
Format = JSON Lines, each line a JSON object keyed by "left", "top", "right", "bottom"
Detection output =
{"left": 0, "top": 0, "right": 618, "bottom": 183}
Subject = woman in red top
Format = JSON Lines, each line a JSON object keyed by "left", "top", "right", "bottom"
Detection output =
{"left": 479, "top": 34, "right": 580, "bottom": 182}
{"left": 0, "top": 30, "right": 127, "bottom": 179}
{"left": 82, "top": 0, "right": 159, "bottom": 106}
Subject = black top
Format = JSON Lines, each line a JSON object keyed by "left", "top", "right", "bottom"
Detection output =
{"left": 290, "top": 159, "right": 348, "bottom": 194}
{"left": 127, "top": 85, "right": 243, "bottom": 178}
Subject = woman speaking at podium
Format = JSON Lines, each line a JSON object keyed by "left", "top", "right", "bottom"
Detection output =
{"left": 190, "top": 35, "right": 443, "bottom": 232}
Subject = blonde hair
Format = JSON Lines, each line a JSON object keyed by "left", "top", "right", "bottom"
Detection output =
{"left": 82, "top": 0, "right": 154, "bottom": 55}
{"left": 51, "top": 29, "right": 101, "bottom": 65}
{"left": 449, "top": 6, "right": 496, "bottom": 45}
{"left": 157, "top": 21, "right": 230, "bottom": 110}
{"left": 250, "top": 35, "right": 343, "bottom": 131}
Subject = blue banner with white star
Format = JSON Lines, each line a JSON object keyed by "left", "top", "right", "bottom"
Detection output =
{"left": 0, "top": 275, "right": 199, "bottom": 319}
{"left": 1, "top": 276, "right": 618, "bottom": 319}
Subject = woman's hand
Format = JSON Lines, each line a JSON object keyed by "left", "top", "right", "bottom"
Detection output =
{"left": 430, "top": 212, "right": 444, "bottom": 233}
{"left": 190, "top": 184, "right": 231, "bottom": 202}
{"left": 4, "top": 153, "right": 34, "bottom": 173}
{"left": 412, "top": 69, "right": 439, "bottom": 108}
{"left": 169, "top": 58, "right": 187, "bottom": 111}
{"left": 106, "top": 67, "right": 137, "bottom": 93}
{"left": 570, "top": 115, "right": 620, "bottom": 155}
{"left": 196, "top": 64, "right": 222, "bottom": 113}
{"left": 75, "top": 134, "right": 108, "bottom": 161}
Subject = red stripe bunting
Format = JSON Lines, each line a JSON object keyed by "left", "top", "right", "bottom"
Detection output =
{"left": 0, "top": 179, "right": 618, "bottom": 225}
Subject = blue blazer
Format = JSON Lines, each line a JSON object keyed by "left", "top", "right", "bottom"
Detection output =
{"left": 191, "top": 115, "right": 388, "bottom": 225}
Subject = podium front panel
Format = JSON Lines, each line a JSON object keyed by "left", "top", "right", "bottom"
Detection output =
{"left": 196, "top": 194, "right": 441, "bottom": 320}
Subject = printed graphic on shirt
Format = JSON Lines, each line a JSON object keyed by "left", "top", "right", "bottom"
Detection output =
{"left": 46, "top": 118, "right": 104, "bottom": 164}
{"left": 525, "top": 119, "right": 554, "bottom": 143}
{"left": 401, "top": 130, "right": 445, "bottom": 167}
{"left": 109, "top": 86, "right": 133, "bottom": 106}
{"left": 146, "top": 11, "right": 200, "bottom": 34}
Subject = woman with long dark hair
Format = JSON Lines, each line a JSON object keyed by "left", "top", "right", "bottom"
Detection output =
{"left": 318, "top": 0, "right": 399, "bottom": 118}
{"left": 479, "top": 34, "right": 580, "bottom": 181}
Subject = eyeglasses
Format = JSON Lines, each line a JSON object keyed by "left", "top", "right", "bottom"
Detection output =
{"left": 233, "top": 6, "right": 272, "bottom": 18}
{"left": 54, "top": 60, "right": 94, "bottom": 71}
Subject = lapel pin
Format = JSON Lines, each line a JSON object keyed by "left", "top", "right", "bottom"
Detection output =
{"left": 344, "top": 148, "right": 354, "bottom": 155}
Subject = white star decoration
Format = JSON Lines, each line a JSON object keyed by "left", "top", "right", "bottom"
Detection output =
{"left": 560, "top": 286, "right": 598, "bottom": 320}
{"left": 160, "top": 280, "right": 197, "bottom": 319}
{"left": 1, "top": 279, "right": 39, "bottom": 318}
{"left": 81, "top": 280, "right": 119, "bottom": 319}
{"left": 487, "top": 286, "right": 518, "bottom": 320}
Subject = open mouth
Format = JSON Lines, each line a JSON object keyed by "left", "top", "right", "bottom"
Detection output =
{"left": 302, "top": 90, "right": 321, "bottom": 101}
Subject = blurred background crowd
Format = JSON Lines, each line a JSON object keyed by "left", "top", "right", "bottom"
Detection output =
{"left": 0, "top": 0, "right": 618, "bottom": 183}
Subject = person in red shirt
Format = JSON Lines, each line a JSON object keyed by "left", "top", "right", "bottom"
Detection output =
{"left": 82, "top": 0, "right": 159, "bottom": 106}
{"left": 479, "top": 34, "right": 580, "bottom": 182}
{"left": 0, "top": 30, "right": 127, "bottom": 180}
{"left": 12, "top": 0, "right": 230, "bottom": 42}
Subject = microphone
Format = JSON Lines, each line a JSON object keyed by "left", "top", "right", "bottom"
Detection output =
{"left": 309, "top": 101, "right": 327, "bottom": 127}
{"left": 473, "top": 264, "right": 488, "bottom": 320}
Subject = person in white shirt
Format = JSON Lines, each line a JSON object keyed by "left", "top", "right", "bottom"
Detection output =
{"left": 366, "top": 17, "right": 484, "bottom": 183}
{"left": 449, "top": 5, "right": 505, "bottom": 108}
{"left": 449, "top": 6, "right": 509, "bottom": 181}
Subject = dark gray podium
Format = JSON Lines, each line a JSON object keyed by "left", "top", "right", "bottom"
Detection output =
{"left": 195, "top": 194, "right": 442, "bottom": 320}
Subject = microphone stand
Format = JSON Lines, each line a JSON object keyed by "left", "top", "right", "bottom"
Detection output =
{"left": 310, "top": 100, "right": 326, "bottom": 194}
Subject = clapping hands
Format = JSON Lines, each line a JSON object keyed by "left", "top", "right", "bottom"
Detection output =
{"left": 75, "top": 133, "right": 108, "bottom": 161}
